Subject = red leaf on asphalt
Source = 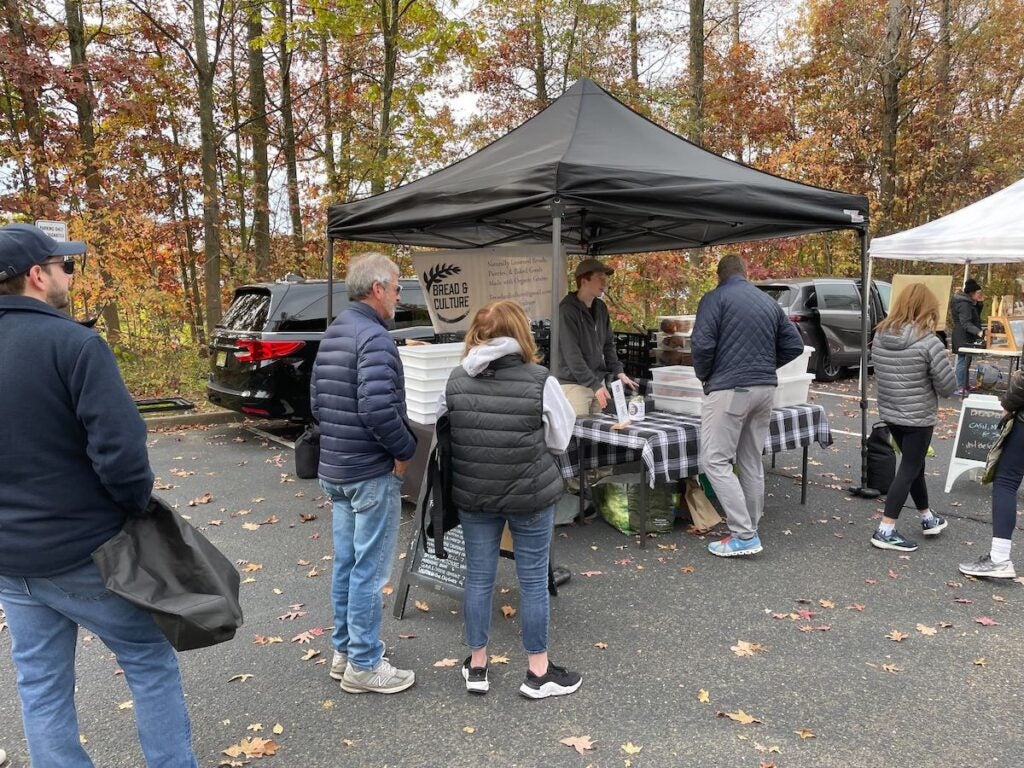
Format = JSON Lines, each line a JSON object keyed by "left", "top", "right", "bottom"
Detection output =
{"left": 888, "top": 569, "right": 899, "bottom": 579}
{"left": 953, "top": 598, "right": 974, "bottom": 604}
{"left": 975, "top": 616, "right": 999, "bottom": 626}
{"left": 865, "top": 579, "right": 877, "bottom": 585}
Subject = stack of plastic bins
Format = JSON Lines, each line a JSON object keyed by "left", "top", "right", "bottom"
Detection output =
{"left": 649, "top": 365, "right": 703, "bottom": 415}
{"left": 398, "top": 343, "right": 464, "bottom": 425}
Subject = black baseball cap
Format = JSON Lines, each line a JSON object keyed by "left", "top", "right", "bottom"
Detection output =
{"left": 0, "top": 223, "right": 86, "bottom": 282}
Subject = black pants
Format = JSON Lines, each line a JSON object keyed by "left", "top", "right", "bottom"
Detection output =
{"left": 992, "top": 418, "right": 1024, "bottom": 539}
{"left": 883, "top": 424, "right": 933, "bottom": 520}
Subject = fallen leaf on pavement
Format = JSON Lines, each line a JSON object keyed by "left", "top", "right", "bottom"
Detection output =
{"left": 227, "top": 674, "right": 254, "bottom": 683}
{"left": 680, "top": 564, "right": 696, "bottom": 574}
{"left": 698, "top": 689, "right": 710, "bottom": 703}
{"left": 188, "top": 492, "right": 213, "bottom": 506}
{"left": 593, "top": 642, "right": 608, "bottom": 650}
{"left": 240, "top": 563, "right": 262, "bottom": 573}
{"left": 731, "top": 640, "right": 767, "bottom": 657}
{"left": 490, "top": 654, "right": 510, "bottom": 664}
{"left": 580, "top": 571, "right": 603, "bottom": 577}
{"left": 272, "top": 724, "right": 284, "bottom": 735}
{"left": 621, "top": 742, "right": 643, "bottom": 755}
{"left": 301, "top": 648, "right": 320, "bottom": 661}
{"left": 882, "top": 663, "right": 902, "bottom": 673}
{"left": 559, "top": 735, "right": 595, "bottom": 755}
{"left": 415, "top": 600, "right": 430, "bottom": 612}
{"left": 794, "top": 728, "right": 815, "bottom": 739}
{"left": 818, "top": 599, "right": 835, "bottom": 609}
{"left": 717, "top": 710, "right": 762, "bottom": 725}
{"left": 916, "top": 624, "right": 937, "bottom": 636}
{"left": 973, "top": 657, "right": 987, "bottom": 666}
{"left": 222, "top": 737, "right": 278, "bottom": 758}
{"left": 886, "top": 630, "right": 908, "bottom": 642}
{"left": 501, "top": 605, "right": 516, "bottom": 619}
{"left": 975, "top": 616, "right": 999, "bottom": 626}
{"left": 433, "top": 658, "right": 460, "bottom": 667}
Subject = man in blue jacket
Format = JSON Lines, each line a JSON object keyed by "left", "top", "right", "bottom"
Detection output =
{"left": 0, "top": 224, "right": 198, "bottom": 766}
{"left": 691, "top": 255, "right": 805, "bottom": 557}
{"left": 311, "top": 252, "right": 417, "bottom": 694}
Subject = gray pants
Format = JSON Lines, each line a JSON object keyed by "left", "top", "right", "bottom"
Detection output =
{"left": 699, "top": 386, "right": 774, "bottom": 539}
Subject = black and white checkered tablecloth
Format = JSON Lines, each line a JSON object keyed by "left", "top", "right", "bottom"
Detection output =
{"left": 558, "top": 404, "right": 832, "bottom": 487}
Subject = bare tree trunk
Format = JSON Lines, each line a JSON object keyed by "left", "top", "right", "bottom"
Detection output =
{"left": 688, "top": 0, "right": 705, "bottom": 146}
{"left": 246, "top": 1, "right": 271, "bottom": 276}
{"left": 341, "top": 55, "right": 354, "bottom": 200}
{"left": 372, "top": 0, "right": 400, "bottom": 195}
{"left": 228, "top": 28, "right": 248, "bottom": 256}
{"left": 65, "top": 0, "right": 122, "bottom": 343}
{"left": 3, "top": 0, "right": 51, "bottom": 206}
{"left": 532, "top": 0, "right": 547, "bottom": 105}
{"left": 878, "top": 0, "right": 910, "bottom": 234}
{"left": 629, "top": 0, "right": 639, "bottom": 85}
{"left": 171, "top": 122, "right": 206, "bottom": 346}
{"left": 731, "top": 0, "right": 740, "bottom": 46}
{"left": 276, "top": 0, "right": 303, "bottom": 251}
{"left": 193, "top": 0, "right": 223, "bottom": 331}
{"left": 320, "top": 30, "right": 339, "bottom": 200}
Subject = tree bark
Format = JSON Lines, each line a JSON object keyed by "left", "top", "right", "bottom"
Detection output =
{"left": 688, "top": 0, "right": 705, "bottom": 146}
{"left": 276, "top": 0, "right": 303, "bottom": 250}
{"left": 64, "top": 0, "right": 122, "bottom": 343}
{"left": 878, "top": 0, "right": 910, "bottom": 234}
{"left": 372, "top": 0, "right": 400, "bottom": 195}
{"left": 228, "top": 28, "right": 248, "bottom": 256}
{"left": 629, "top": 0, "right": 639, "bottom": 86}
{"left": 532, "top": 0, "right": 547, "bottom": 105}
{"left": 319, "top": 30, "right": 339, "bottom": 200}
{"left": 247, "top": 1, "right": 271, "bottom": 277}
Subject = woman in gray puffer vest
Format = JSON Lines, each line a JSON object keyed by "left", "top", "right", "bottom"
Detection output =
{"left": 436, "top": 299, "right": 582, "bottom": 700}
{"left": 871, "top": 283, "right": 957, "bottom": 552}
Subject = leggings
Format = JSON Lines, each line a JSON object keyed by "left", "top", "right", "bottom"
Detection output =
{"left": 992, "top": 418, "right": 1024, "bottom": 540}
{"left": 884, "top": 423, "right": 933, "bottom": 520}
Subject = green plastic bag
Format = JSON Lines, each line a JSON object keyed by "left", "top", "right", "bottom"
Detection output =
{"left": 591, "top": 473, "right": 675, "bottom": 536}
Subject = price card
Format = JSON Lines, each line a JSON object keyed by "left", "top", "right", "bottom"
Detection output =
{"left": 610, "top": 379, "right": 629, "bottom": 424}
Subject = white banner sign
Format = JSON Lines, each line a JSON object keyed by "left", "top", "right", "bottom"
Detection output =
{"left": 412, "top": 245, "right": 557, "bottom": 333}
{"left": 35, "top": 219, "right": 67, "bottom": 242}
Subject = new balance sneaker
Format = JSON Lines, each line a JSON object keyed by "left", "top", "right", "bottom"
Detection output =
{"left": 519, "top": 662, "right": 582, "bottom": 700}
{"left": 959, "top": 554, "right": 1016, "bottom": 579}
{"left": 462, "top": 657, "right": 489, "bottom": 695}
{"left": 871, "top": 528, "right": 918, "bottom": 552}
{"left": 340, "top": 658, "right": 415, "bottom": 694}
{"left": 330, "top": 643, "right": 388, "bottom": 681}
{"left": 708, "top": 534, "right": 762, "bottom": 557}
{"left": 921, "top": 514, "right": 948, "bottom": 536}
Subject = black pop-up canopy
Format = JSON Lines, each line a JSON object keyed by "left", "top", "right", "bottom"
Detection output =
{"left": 327, "top": 78, "right": 868, "bottom": 253}
{"left": 326, "top": 77, "right": 878, "bottom": 496}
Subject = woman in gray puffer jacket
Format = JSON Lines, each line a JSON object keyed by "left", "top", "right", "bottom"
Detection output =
{"left": 871, "top": 283, "right": 957, "bottom": 552}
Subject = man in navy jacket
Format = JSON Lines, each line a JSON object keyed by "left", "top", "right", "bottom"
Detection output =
{"left": 311, "top": 252, "right": 417, "bottom": 694}
{"left": 0, "top": 224, "right": 198, "bottom": 766}
{"left": 691, "top": 254, "right": 804, "bottom": 558}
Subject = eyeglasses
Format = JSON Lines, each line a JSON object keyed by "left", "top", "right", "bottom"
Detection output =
{"left": 40, "top": 256, "right": 76, "bottom": 276}
{"left": 380, "top": 281, "right": 402, "bottom": 295}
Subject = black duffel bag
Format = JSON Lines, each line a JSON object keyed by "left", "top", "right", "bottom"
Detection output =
{"left": 93, "top": 495, "right": 243, "bottom": 651}
{"left": 866, "top": 422, "right": 897, "bottom": 494}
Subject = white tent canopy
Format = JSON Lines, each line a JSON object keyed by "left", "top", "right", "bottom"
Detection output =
{"left": 870, "top": 177, "right": 1024, "bottom": 263}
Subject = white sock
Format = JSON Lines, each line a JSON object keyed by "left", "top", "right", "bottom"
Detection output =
{"left": 878, "top": 522, "right": 895, "bottom": 535}
{"left": 920, "top": 509, "right": 936, "bottom": 521}
{"left": 990, "top": 538, "right": 1012, "bottom": 563}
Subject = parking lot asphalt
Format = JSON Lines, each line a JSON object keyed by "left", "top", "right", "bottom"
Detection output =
{"left": 2, "top": 376, "right": 1022, "bottom": 767}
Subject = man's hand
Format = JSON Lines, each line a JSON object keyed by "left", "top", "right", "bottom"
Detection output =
{"left": 617, "top": 372, "right": 639, "bottom": 391}
{"left": 594, "top": 386, "right": 610, "bottom": 409}
{"left": 394, "top": 458, "right": 410, "bottom": 478}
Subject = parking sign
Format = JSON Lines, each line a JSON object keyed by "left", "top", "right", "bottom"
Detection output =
{"left": 35, "top": 219, "right": 67, "bottom": 242}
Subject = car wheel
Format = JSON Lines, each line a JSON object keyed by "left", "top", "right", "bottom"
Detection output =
{"left": 814, "top": 347, "right": 842, "bottom": 382}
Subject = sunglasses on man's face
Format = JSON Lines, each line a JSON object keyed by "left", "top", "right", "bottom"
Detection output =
{"left": 40, "top": 256, "right": 77, "bottom": 275}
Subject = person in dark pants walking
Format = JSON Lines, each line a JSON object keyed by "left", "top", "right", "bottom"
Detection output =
{"left": 870, "top": 283, "right": 957, "bottom": 551}
{"left": 959, "top": 370, "right": 1024, "bottom": 578}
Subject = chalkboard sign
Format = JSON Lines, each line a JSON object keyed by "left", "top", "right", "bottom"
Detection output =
{"left": 954, "top": 406, "right": 1003, "bottom": 462}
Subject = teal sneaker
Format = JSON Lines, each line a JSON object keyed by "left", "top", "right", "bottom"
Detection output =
{"left": 708, "top": 534, "right": 762, "bottom": 557}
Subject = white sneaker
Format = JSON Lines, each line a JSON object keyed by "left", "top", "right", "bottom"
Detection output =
{"left": 340, "top": 658, "right": 415, "bottom": 694}
{"left": 329, "top": 643, "right": 387, "bottom": 680}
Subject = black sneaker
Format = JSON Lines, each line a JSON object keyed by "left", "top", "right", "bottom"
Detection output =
{"left": 871, "top": 528, "right": 918, "bottom": 552}
{"left": 519, "top": 662, "right": 582, "bottom": 699}
{"left": 921, "top": 514, "right": 948, "bottom": 536}
{"left": 462, "top": 657, "right": 489, "bottom": 695}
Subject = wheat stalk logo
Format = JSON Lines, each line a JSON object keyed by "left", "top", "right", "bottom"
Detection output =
{"left": 422, "top": 263, "right": 470, "bottom": 323}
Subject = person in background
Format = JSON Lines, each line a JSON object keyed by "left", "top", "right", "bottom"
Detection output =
{"left": 311, "top": 252, "right": 417, "bottom": 695}
{"left": 959, "top": 369, "right": 1024, "bottom": 578}
{"left": 871, "top": 283, "right": 957, "bottom": 552}
{"left": 437, "top": 300, "right": 581, "bottom": 699}
{"left": 950, "top": 278, "right": 984, "bottom": 397}
{"left": 555, "top": 257, "right": 637, "bottom": 416}
{"left": 691, "top": 254, "right": 805, "bottom": 557}
{"left": 0, "top": 223, "right": 198, "bottom": 767}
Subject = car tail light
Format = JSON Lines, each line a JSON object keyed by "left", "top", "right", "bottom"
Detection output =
{"left": 788, "top": 315, "right": 805, "bottom": 323}
{"left": 234, "top": 340, "right": 305, "bottom": 363}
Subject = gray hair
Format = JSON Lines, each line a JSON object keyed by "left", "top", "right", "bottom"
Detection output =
{"left": 346, "top": 252, "right": 399, "bottom": 300}
{"left": 716, "top": 253, "right": 747, "bottom": 282}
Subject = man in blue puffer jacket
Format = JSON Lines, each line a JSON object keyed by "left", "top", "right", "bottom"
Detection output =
{"left": 311, "top": 252, "right": 417, "bottom": 694}
{"left": 691, "top": 254, "right": 805, "bottom": 558}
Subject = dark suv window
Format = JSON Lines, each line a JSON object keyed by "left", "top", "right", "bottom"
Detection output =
{"left": 219, "top": 289, "right": 271, "bottom": 331}
{"left": 817, "top": 282, "right": 861, "bottom": 311}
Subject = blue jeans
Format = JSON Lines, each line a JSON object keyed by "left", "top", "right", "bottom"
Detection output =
{"left": 321, "top": 472, "right": 403, "bottom": 670}
{"left": 0, "top": 560, "right": 197, "bottom": 768}
{"left": 956, "top": 353, "right": 971, "bottom": 390}
{"left": 460, "top": 506, "right": 553, "bottom": 654}
{"left": 992, "top": 418, "right": 1024, "bottom": 539}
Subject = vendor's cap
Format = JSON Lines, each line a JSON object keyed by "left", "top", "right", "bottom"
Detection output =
{"left": 0, "top": 223, "right": 86, "bottom": 282}
{"left": 964, "top": 278, "right": 983, "bottom": 294}
{"left": 574, "top": 258, "right": 614, "bottom": 279}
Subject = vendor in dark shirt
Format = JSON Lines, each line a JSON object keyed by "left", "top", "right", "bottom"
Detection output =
{"left": 554, "top": 258, "right": 637, "bottom": 416}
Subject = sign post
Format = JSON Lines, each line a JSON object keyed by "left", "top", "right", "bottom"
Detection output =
{"left": 945, "top": 394, "right": 1003, "bottom": 492}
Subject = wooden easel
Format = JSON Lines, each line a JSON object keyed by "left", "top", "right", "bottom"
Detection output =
{"left": 988, "top": 296, "right": 1021, "bottom": 352}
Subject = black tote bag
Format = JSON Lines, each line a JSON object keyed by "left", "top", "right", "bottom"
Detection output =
{"left": 865, "top": 422, "right": 897, "bottom": 494}
{"left": 294, "top": 423, "right": 320, "bottom": 479}
{"left": 93, "top": 495, "right": 243, "bottom": 651}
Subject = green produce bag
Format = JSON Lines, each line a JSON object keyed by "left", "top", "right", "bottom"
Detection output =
{"left": 591, "top": 473, "right": 675, "bottom": 536}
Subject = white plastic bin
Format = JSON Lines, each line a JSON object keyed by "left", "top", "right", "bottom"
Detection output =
{"left": 652, "top": 392, "right": 703, "bottom": 415}
{"left": 398, "top": 342, "right": 464, "bottom": 372}
{"left": 406, "top": 401, "right": 438, "bottom": 425}
{"left": 777, "top": 346, "right": 814, "bottom": 378}
{"left": 650, "top": 365, "right": 698, "bottom": 387}
{"left": 773, "top": 373, "right": 814, "bottom": 407}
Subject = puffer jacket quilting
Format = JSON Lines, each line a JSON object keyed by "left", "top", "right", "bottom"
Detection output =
{"left": 310, "top": 301, "right": 417, "bottom": 484}
{"left": 950, "top": 292, "right": 983, "bottom": 353}
{"left": 873, "top": 323, "right": 957, "bottom": 426}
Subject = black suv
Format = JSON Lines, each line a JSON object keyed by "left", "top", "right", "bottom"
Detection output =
{"left": 754, "top": 278, "right": 891, "bottom": 382}
{"left": 207, "top": 275, "right": 432, "bottom": 422}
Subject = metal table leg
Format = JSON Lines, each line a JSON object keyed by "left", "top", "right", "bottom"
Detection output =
{"left": 639, "top": 462, "right": 648, "bottom": 548}
{"left": 801, "top": 445, "right": 808, "bottom": 505}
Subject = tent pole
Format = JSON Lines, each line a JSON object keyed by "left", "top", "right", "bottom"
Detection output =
{"left": 326, "top": 237, "right": 335, "bottom": 327}
{"left": 550, "top": 199, "right": 565, "bottom": 367}
{"left": 847, "top": 229, "right": 880, "bottom": 499}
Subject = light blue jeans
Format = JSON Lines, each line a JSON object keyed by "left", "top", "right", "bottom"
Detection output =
{"left": 0, "top": 560, "right": 198, "bottom": 768}
{"left": 956, "top": 353, "right": 971, "bottom": 390}
{"left": 460, "top": 506, "right": 554, "bottom": 654}
{"left": 321, "top": 472, "right": 403, "bottom": 670}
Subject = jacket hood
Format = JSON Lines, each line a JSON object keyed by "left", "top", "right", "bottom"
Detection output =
{"left": 461, "top": 337, "right": 523, "bottom": 376}
{"left": 952, "top": 291, "right": 981, "bottom": 307}
{"left": 876, "top": 323, "right": 931, "bottom": 351}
